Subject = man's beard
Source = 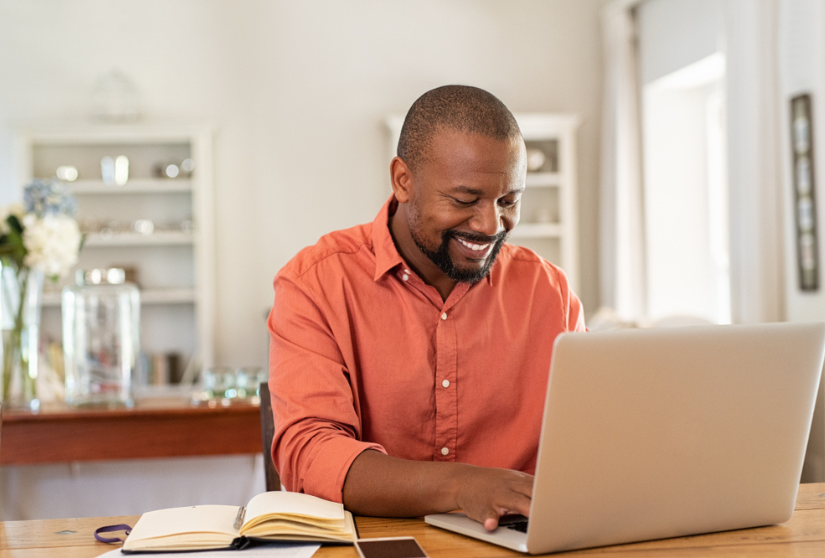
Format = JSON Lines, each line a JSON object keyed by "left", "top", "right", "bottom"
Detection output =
{"left": 410, "top": 226, "right": 507, "bottom": 284}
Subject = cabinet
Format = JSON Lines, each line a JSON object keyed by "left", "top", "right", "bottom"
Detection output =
{"left": 13, "top": 123, "right": 216, "bottom": 384}
{"left": 384, "top": 113, "right": 580, "bottom": 291}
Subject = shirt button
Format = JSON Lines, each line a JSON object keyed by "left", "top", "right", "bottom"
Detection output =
{"left": 402, "top": 274, "right": 409, "bottom": 281}
{"left": 442, "top": 379, "right": 450, "bottom": 388}
{"left": 441, "top": 312, "right": 447, "bottom": 320}
{"left": 441, "top": 447, "right": 450, "bottom": 456}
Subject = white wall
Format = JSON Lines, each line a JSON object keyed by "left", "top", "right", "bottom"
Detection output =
{"left": 781, "top": 1, "right": 825, "bottom": 322}
{"left": 0, "top": 0, "right": 606, "bottom": 368}
{"left": 637, "top": 0, "right": 724, "bottom": 84}
{"left": 779, "top": 0, "right": 825, "bottom": 482}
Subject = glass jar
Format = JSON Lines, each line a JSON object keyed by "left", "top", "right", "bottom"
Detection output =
{"left": 62, "top": 268, "right": 139, "bottom": 407}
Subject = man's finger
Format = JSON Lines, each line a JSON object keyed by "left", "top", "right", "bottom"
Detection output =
{"left": 504, "top": 491, "right": 532, "bottom": 518}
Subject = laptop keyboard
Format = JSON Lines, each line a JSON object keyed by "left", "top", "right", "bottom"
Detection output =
{"left": 503, "top": 520, "right": 529, "bottom": 533}
{"left": 498, "top": 515, "right": 529, "bottom": 533}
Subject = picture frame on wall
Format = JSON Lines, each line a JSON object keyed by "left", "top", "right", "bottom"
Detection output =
{"left": 791, "top": 93, "right": 819, "bottom": 292}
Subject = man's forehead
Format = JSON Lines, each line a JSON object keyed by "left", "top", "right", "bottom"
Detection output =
{"left": 421, "top": 132, "right": 526, "bottom": 196}
{"left": 425, "top": 127, "right": 523, "bottom": 162}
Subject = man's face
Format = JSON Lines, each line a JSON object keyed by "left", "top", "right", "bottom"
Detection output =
{"left": 404, "top": 128, "right": 526, "bottom": 283}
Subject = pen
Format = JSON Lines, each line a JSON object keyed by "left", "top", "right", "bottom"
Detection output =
{"left": 233, "top": 506, "right": 246, "bottom": 530}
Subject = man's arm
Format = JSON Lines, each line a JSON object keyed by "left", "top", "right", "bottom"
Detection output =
{"left": 343, "top": 450, "right": 533, "bottom": 531}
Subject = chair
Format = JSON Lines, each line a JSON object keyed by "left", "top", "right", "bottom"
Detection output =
{"left": 259, "top": 382, "right": 281, "bottom": 491}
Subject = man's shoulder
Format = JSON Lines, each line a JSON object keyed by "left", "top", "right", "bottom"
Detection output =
{"left": 279, "top": 222, "right": 373, "bottom": 280}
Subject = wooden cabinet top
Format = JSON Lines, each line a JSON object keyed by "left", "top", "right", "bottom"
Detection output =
{"left": 0, "top": 399, "right": 262, "bottom": 465}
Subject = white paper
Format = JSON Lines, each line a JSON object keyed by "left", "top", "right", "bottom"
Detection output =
{"left": 95, "top": 541, "right": 321, "bottom": 558}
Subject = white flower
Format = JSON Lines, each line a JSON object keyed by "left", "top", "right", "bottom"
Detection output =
{"left": 0, "top": 203, "right": 25, "bottom": 235}
{"left": 22, "top": 214, "right": 82, "bottom": 278}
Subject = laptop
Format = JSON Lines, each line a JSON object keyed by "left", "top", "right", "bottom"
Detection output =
{"left": 425, "top": 322, "right": 825, "bottom": 554}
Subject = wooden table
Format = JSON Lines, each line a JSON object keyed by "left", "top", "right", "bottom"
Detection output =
{"left": 0, "top": 399, "right": 261, "bottom": 465}
{"left": 2, "top": 483, "right": 825, "bottom": 557}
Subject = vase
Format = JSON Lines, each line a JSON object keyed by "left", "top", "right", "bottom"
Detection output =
{"left": 1, "top": 263, "right": 44, "bottom": 411}
{"left": 63, "top": 268, "right": 139, "bottom": 407}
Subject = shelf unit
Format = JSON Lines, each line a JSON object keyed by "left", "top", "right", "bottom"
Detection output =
{"left": 13, "top": 123, "right": 216, "bottom": 376}
{"left": 384, "top": 113, "right": 580, "bottom": 291}
{"left": 68, "top": 179, "right": 193, "bottom": 194}
{"left": 82, "top": 231, "right": 194, "bottom": 247}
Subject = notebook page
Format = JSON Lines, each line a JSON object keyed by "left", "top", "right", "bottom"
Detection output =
{"left": 128, "top": 505, "right": 240, "bottom": 542}
{"left": 245, "top": 492, "right": 344, "bottom": 524}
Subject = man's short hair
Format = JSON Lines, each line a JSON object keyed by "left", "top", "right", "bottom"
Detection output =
{"left": 397, "top": 85, "right": 522, "bottom": 172}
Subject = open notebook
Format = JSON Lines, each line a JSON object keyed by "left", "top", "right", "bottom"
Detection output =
{"left": 122, "top": 491, "right": 356, "bottom": 553}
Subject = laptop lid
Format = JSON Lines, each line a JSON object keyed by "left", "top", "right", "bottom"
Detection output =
{"left": 526, "top": 322, "right": 825, "bottom": 553}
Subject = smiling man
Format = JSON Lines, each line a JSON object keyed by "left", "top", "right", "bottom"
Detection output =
{"left": 268, "top": 85, "right": 585, "bottom": 530}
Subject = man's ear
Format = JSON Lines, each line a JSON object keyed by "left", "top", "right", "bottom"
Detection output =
{"left": 390, "top": 156, "right": 414, "bottom": 204}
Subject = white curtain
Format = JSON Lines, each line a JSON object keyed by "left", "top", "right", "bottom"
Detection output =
{"left": 724, "top": 0, "right": 784, "bottom": 324}
{"left": 600, "top": 2, "right": 647, "bottom": 322}
{"left": 600, "top": 0, "right": 783, "bottom": 324}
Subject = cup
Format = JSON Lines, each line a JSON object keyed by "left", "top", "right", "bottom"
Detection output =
{"left": 201, "top": 367, "right": 234, "bottom": 399}
{"left": 235, "top": 366, "right": 264, "bottom": 399}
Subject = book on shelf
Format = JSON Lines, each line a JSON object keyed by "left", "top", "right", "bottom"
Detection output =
{"left": 136, "top": 350, "right": 185, "bottom": 386}
{"left": 122, "top": 491, "right": 356, "bottom": 553}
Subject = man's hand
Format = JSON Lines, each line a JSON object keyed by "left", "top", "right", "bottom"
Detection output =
{"left": 452, "top": 465, "right": 533, "bottom": 530}
{"left": 342, "top": 450, "right": 534, "bottom": 531}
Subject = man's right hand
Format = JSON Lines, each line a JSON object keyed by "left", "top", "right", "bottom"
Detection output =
{"left": 342, "top": 450, "right": 534, "bottom": 531}
{"left": 451, "top": 463, "right": 533, "bottom": 530}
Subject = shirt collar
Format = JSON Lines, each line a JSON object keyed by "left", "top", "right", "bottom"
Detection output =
{"left": 370, "top": 194, "right": 497, "bottom": 287}
{"left": 372, "top": 195, "right": 405, "bottom": 281}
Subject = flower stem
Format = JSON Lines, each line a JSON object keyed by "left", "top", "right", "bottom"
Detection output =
{"left": 2, "top": 266, "right": 30, "bottom": 401}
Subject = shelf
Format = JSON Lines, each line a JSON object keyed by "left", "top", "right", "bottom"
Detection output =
{"left": 18, "top": 123, "right": 216, "bottom": 369}
{"left": 525, "top": 172, "right": 562, "bottom": 188}
{"left": 67, "top": 179, "right": 192, "bottom": 194}
{"left": 510, "top": 223, "right": 563, "bottom": 239}
{"left": 42, "top": 288, "right": 197, "bottom": 307}
{"left": 83, "top": 231, "right": 194, "bottom": 247}
{"left": 140, "top": 288, "right": 197, "bottom": 304}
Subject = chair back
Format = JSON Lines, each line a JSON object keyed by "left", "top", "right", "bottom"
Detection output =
{"left": 259, "top": 382, "right": 280, "bottom": 491}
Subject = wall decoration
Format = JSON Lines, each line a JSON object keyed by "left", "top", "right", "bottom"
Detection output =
{"left": 791, "top": 94, "right": 819, "bottom": 291}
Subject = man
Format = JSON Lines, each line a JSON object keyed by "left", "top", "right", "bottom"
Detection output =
{"left": 268, "top": 85, "right": 585, "bottom": 530}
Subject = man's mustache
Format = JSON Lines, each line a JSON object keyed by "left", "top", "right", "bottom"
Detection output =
{"left": 445, "top": 230, "right": 507, "bottom": 245}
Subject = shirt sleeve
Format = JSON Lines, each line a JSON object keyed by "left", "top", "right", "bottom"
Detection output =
{"left": 268, "top": 269, "right": 386, "bottom": 502}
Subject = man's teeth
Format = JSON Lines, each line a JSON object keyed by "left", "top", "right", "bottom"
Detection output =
{"left": 457, "top": 238, "right": 490, "bottom": 251}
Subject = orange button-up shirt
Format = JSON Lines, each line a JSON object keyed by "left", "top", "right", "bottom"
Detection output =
{"left": 268, "top": 197, "right": 585, "bottom": 502}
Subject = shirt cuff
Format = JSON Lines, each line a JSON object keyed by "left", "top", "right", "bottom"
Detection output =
{"left": 303, "top": 435, "right": 386, "bottom": 503}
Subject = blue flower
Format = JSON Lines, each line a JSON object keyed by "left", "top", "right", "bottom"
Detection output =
{"left": 23, "top": 179, "right": 77, "bottom": 218}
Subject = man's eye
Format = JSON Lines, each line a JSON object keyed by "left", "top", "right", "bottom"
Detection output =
{"left": 499, "top": 198, "right": 518, "bottom": 208}
{"left": 453, "top": 198, "right": 475, "bottom": 206}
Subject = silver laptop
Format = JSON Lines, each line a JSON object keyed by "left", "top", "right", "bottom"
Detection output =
{"left": 425, "top": 322, "right": 825, "bottom": 554}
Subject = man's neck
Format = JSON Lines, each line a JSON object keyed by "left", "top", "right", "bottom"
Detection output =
{"left": 388, "top": 205, "right": 456, "bottom": 301}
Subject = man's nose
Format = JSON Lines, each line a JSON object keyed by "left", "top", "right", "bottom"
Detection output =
{"left": 469, "top": 202, "right": 504, "bottom": 238}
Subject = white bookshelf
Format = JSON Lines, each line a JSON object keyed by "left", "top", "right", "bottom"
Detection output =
{"left": 82, "top": 231, "right": 195, "bottom": 247}
{"left": 384, "top": 113, "right": 580, "bottom": 291}
{"left": 68, "top": 179, "right": 193, "bottom": 194}
{"left": 13, "top": 122, "right": 216, "bottom": 373}
{"left": 42, "top": 288, "right": 197, "bottom": 307}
